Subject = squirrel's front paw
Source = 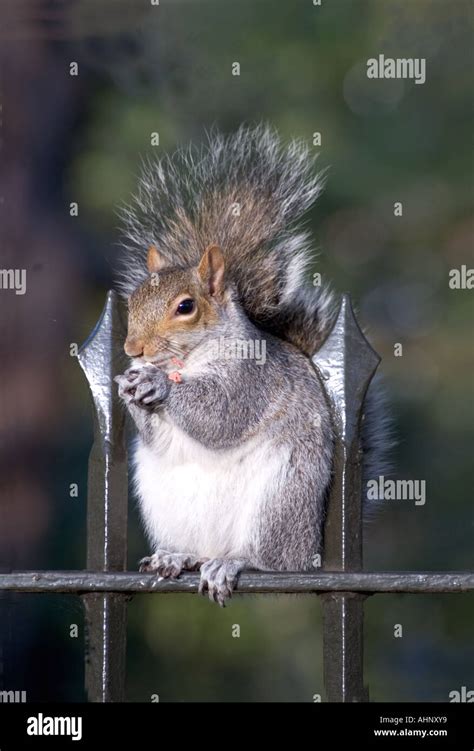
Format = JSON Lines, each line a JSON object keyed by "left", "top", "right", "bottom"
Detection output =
{"left": 114, "top": 368, "right": 140, "bottom": 404}
{"left": 198, "top": 558, "right": 247, "bottom": 607}
{"left": 115, "top": 364, "right": 170, "bottom": 411}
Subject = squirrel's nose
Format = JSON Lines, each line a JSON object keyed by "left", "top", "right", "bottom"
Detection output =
{"left": 124, "top": 337, "right": 144, "bottom": 357}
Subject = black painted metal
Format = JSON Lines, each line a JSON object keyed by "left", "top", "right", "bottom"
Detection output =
{"left": 1, "top": 571, "right": 473, "bottom": 593}
{"left": 314, "top": 295, "right": 380, "bottom": 570}
{"left": 314, "top": 295, "right": 380, "bottom": 702}
{"left": 78, "top": 290, "right": 128, "bottom": 703}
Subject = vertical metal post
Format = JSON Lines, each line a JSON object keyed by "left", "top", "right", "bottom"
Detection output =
{"left": 313, "top": 294, "right": 380, "bottom": 702}
{"left": 78, "top": 290, "right": 128, "bottom": 702}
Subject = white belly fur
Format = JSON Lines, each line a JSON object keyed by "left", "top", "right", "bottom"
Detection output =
{"left": 133, "top": 416, "right": 288, "bottom": 559}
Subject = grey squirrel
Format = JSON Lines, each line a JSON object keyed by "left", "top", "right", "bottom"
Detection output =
{"left": 114, "top": 125, "right": 389, "bottom": 606}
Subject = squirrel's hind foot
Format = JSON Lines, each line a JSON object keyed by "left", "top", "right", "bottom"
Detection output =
{"left": 198, "top": 558, "right": 249, "bottom": 607}
{"left": 139, "top": 551, "right": 206, "bottom": 579}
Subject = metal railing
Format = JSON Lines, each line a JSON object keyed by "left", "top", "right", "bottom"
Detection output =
{"left": 1, "top": 290, "right": 473, "bottom": 702}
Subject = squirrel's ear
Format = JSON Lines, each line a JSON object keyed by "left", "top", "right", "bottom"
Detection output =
{"left": 197, "top": 244, "right": 225, "bottom": 298}
{"left": 147, "top": 245, "right": 166, "bottom": 273}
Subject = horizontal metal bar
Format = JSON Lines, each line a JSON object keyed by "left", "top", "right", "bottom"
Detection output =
{"left": 0, "top": 571, "right": 473, "bottom": 594}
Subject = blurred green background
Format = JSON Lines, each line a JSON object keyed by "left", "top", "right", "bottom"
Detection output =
{"left": 0, "top": 0, "right": 472, "bottom": 701}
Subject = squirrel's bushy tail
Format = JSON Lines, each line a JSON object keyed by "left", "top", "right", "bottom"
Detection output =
{"left": 119, "top": 124, "right": 335, "bottom": 355}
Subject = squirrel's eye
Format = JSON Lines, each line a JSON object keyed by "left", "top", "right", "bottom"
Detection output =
{"left": 176, "top": 298, "right": 195, "bottom": 315}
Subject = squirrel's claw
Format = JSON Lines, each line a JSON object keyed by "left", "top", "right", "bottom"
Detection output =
{"left": 114, "top": 373, "right": 137, "bottom": 401}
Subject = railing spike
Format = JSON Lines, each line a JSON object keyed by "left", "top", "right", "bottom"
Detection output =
{"left": 313, "top": 293, "right": 380, "bottom": 703}
{"left": 78, "top": 290, "right": 128, "bottom": 702}
{"left": 313, "top": 293, "right": 381, "bottom": 448}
